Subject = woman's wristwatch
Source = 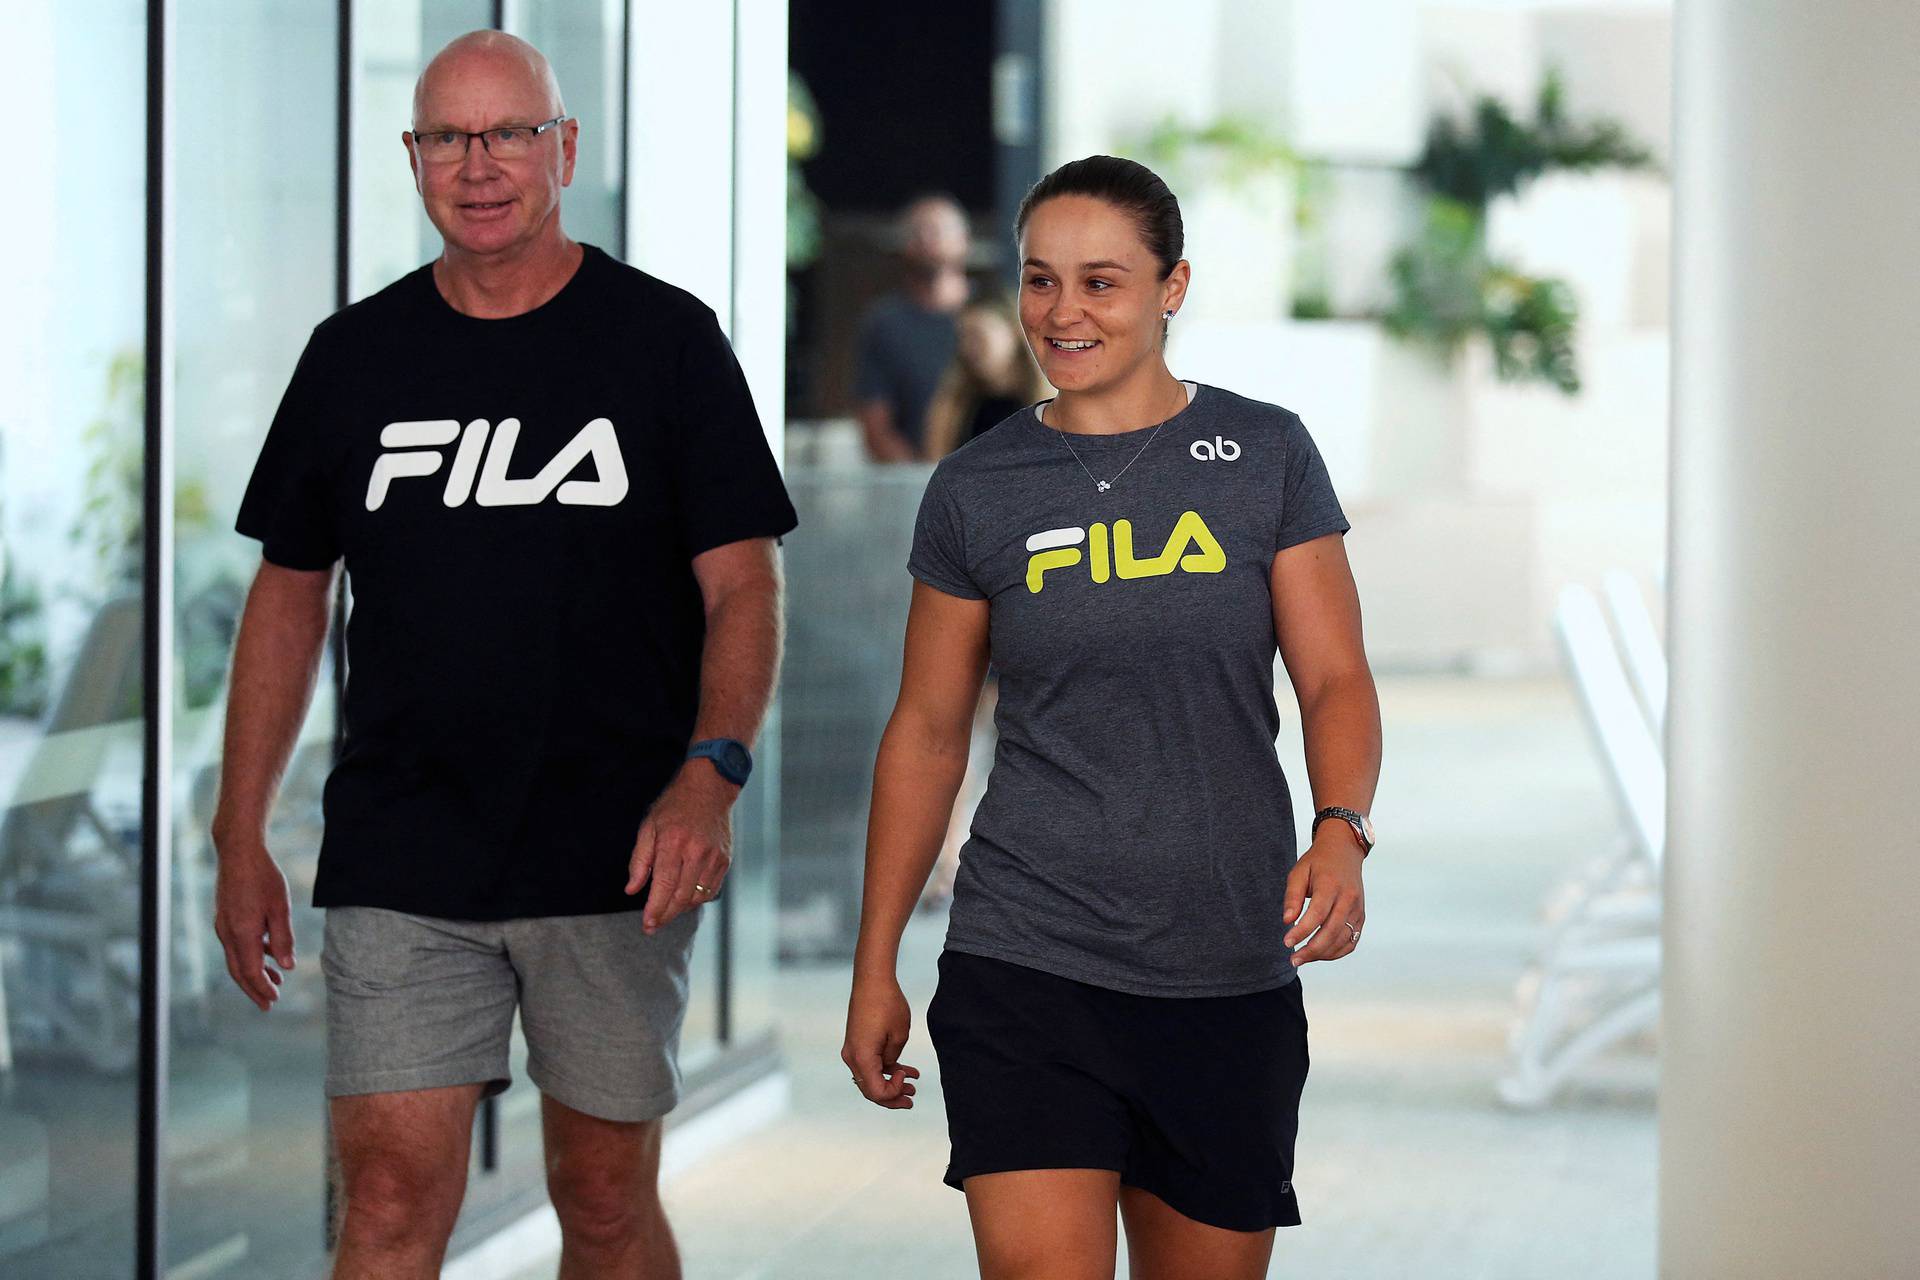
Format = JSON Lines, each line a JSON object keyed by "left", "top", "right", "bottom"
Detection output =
{"left": 1311, "top": 806, "right": 1375, "bottom": 857}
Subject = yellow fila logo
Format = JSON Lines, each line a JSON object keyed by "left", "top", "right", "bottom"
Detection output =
{"left": 1025, "top": 510, "right": 1226, "bottom": 593}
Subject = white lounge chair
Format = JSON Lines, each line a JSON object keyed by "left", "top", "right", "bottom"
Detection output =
{"left": 1534, "top": 583, "right": 1665, "bottom": 944}
{"left": 1499, "top": 582, "right": 1665, "bottom": 1108}
{"left": 1601, "top": 567, "right": 1667, "bottom": 744}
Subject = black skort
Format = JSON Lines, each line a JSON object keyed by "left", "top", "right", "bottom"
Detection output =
{"left": 926, "top": 948, "right": 1310, "bottom": 1232}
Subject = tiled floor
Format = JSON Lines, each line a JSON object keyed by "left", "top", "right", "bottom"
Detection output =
{"left": 507, "top": 673, "right": 1659, "bottom": 1278}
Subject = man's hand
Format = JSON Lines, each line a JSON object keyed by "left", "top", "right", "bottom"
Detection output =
{"left": 626, "top": 763, "right": 736, "bottom": 933}
{"left": 212, "top": 841, "right": 296, "bottom": 1011}
{"left": 1282, "top": 826, "right": 1368, "bottom": 967}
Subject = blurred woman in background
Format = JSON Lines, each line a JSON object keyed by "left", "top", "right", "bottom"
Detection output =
{"left": 920, "top": 295, "right": 1051, "bottom": 461}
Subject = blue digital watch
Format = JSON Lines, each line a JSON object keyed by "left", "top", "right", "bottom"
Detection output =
{"left": 687, "top": 738, "right": 753, "bottom": 786}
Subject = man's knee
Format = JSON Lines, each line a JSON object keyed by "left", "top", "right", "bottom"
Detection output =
{"left": 545, "top": 1113, "right": 664, "bottom": 1250}
{"left": 339, "top": 1156, "right": 467, "bottom": 1250}
{"left": 332, "top": 1088, "right": 479, "bottom": 1251}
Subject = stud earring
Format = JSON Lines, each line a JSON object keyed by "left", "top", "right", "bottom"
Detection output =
{"left": 1163, "top": 310, "right": 1176, "bottom": 320}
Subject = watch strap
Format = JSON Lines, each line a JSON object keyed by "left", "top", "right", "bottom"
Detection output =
{"left": 1312, "top": 805, "right": 1372, "bottom": 855}
{"left": 687, "top": 738, "right": 752, "bottom": 786}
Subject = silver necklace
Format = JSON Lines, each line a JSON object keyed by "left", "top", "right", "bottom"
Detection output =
{"left": 1044, "top": 406, "right": 1171, "bottom": 493}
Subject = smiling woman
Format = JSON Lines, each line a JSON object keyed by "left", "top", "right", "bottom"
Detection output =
{"left": 1014, "top": 158, "right": 1191, "bottom": 433}
{"left": 845, "top": 153, "right": 1383, "bottom": 1280}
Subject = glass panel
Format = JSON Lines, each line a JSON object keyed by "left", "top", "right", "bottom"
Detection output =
{"left": 681, "top": 889, "right": 722, "bottom": 1071}
{"left": 164, "top": 2, "right": 341, "bottom": 1276}
{"left": 352, "top": 0, "right": 496, "bottom": 301}
{"left": 0, "top": 4, "right": 146, "bottom": 1275}
{"left": 725, "top": 701, "right": 780, "bottom": 1048}
{"left": 514, "top": 0, "right": 626, "bottom": 255}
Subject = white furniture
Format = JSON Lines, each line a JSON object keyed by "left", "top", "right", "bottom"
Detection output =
{"left": 1499, "top": 581, "right": 1665, "bottom": 1108}
{"left": 1601, "top": 567, "right": 1668, "bottom": 743}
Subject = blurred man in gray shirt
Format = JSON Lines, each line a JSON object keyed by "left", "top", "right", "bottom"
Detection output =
{"left": 853, "top": 194, "right": 972, "bottom": 461}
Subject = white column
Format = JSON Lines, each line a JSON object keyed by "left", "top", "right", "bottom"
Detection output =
{"left": 1664, "top": 3, "right": 1920, "bottom": 1274}
{"left": 626, "top": 2, "right": 736, "bottom": 320}
{"left": 730, "top": 0, "right": 789, "bottom": 457}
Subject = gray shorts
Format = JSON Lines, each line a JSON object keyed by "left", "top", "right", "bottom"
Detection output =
{"left": 320, "top": 905, "right": 700, "bottom": 1123}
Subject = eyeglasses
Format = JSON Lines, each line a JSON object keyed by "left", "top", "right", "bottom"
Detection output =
{"left": 407, "top": 115, "right": 572, "bottom": 163}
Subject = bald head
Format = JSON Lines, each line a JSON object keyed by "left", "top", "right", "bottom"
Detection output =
{"left": 405, "top": 29, "right": 578, "bottom": 260}
{"left": 413, "top": 30, "right": 564, "bottom": 127}
{"left": 900, "top": 194, "right": 970, "bottom": 272}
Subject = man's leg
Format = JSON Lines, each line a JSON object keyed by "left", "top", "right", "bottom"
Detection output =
{"left": 509, "top": 907, "right": 701, "bottom": 1278}
{"left": 542, "top": 1092, "right": 678, "bottom": 1279}
{"left": 320, "top": 908, "right": 519, "bottom": 1278}
{"left": 330, "top": 1084, "right": 486, "bottom": 1280}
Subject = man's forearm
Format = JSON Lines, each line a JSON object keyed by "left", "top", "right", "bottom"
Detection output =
{"left": 690, "top": 579, "right": 783, "bottom": 751}
{"left": 212, "top": 569, "right": 336, "bottom": 848}
{"left": 858, "top": 404, "right": 916, "bottom": 463}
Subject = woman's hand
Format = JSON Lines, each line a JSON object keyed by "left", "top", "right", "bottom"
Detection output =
{"left": 1283, "top": 831, "right": 1368, "bottom": 967}
{"left": 842, "top": 972, "right": 921, "bottom": 1109}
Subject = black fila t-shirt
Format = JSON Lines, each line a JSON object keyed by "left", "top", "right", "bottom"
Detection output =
{"left": 235, "top": 244, "right": 798, "bottom": 919}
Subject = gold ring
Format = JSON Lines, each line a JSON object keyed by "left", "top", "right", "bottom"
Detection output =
{"left": 694, "top": 883, "right": 709, "bottom": 896}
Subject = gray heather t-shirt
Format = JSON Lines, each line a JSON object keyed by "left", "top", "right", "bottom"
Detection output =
{"left": 908, "top": 382, "right": 1351, "bottom": 997}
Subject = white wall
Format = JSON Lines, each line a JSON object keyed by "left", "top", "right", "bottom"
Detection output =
{"left": 627, "top": 4, "right": 736, "bottom": 320}
{"left": 731, "top": 0, "right": 790, "bottom": 451}
{"left": 1665, "top": 0, "right": 1920, "bottom": 1270}
{"left": 626, "top": 0, "right": 785, "bottom": 458}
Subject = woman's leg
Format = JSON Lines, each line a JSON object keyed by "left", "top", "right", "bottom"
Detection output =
{"left": 965, "top": 1168, "right": 1120, "bottom": 1280}
{"left": 1117, "top": 1186, "right": 1275, "bottom": 1280}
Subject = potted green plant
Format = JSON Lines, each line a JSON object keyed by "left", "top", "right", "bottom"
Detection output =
{"left": 1385, "top": 67, "right": 1657, "bottom": 394}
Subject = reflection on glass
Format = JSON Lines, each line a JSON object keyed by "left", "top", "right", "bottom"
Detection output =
{"left": 726, "top": 716, "right": 781, "bottom": 1052}
{"left": 514, "top": 0, "right": 626, "bottom": 256}
{"left": 0, "top": 4, "right": 145, "bottom": 1275}
{"left": 682, "top": 895, "right": 722, "bottom": 1073}
{"left": 162, "top": 2, "right": 342, "bottom": 1275}
{"left": 353, "top": 0, "right": 497, "bottom": 300}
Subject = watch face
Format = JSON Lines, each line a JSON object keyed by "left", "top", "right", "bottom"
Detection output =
{"left": 719, "top": 742, "right": 752, "bottom": 779}
{"left": 1358, "top": 814, "right": 1376, "bottom": 846}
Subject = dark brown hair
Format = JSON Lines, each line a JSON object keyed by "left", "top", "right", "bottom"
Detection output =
{"left": 1013, "top": 155, "right": 1185, "bottom": 278}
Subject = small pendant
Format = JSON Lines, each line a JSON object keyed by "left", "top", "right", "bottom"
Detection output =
{"left": 1097, "top": 480, "right": 1111, "bottom": 491}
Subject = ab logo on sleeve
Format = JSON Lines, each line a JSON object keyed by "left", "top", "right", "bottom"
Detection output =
{"left": 365, "top": 418, "right": 628, "bottom": 511}
{"left": 1024, "top": 511, "right": 1225, "bottom": 594}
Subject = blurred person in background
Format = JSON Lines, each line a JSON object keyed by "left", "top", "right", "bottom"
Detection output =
{"left": 844, "top": 155, "right": 1381, "bottom": 1280}
{"left": 915, "top": 294, "right": 1049, "bottom": 911}
{"left": 919, "top": 294, "right": 1052, "bottom": 461}
{"left": 214, "top": 30, "right": 795, "bottom": 1280}
{"left": 853, "top": 193, "right": 973, "bottom": 462}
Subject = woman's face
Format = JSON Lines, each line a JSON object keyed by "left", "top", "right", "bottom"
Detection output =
{"left": 1017, "top": 194, "right": 1187, "bottom": 396}
{"left": 957, "top": 309, "right": 1020, "bottom": 380}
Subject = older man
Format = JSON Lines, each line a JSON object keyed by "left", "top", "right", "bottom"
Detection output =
{"left": 211, "top": 30, "right": 794, "bottom": 1280}
{"left": 852, "top": 193, "right": 974, "bottom": 461}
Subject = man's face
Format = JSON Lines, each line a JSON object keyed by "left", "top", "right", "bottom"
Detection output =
{"left": 405, "top": 50, "right": 577, "bottom": 258}
{"left": 904, "top": 202, "right": 970, "bottom": 275}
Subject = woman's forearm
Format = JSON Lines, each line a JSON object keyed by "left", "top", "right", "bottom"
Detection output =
{"left": 852, "top": 715, "right": 973, "bottom": 981}
{"left": 1299, "top": 670, "right": 1383, "bottom": 816}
